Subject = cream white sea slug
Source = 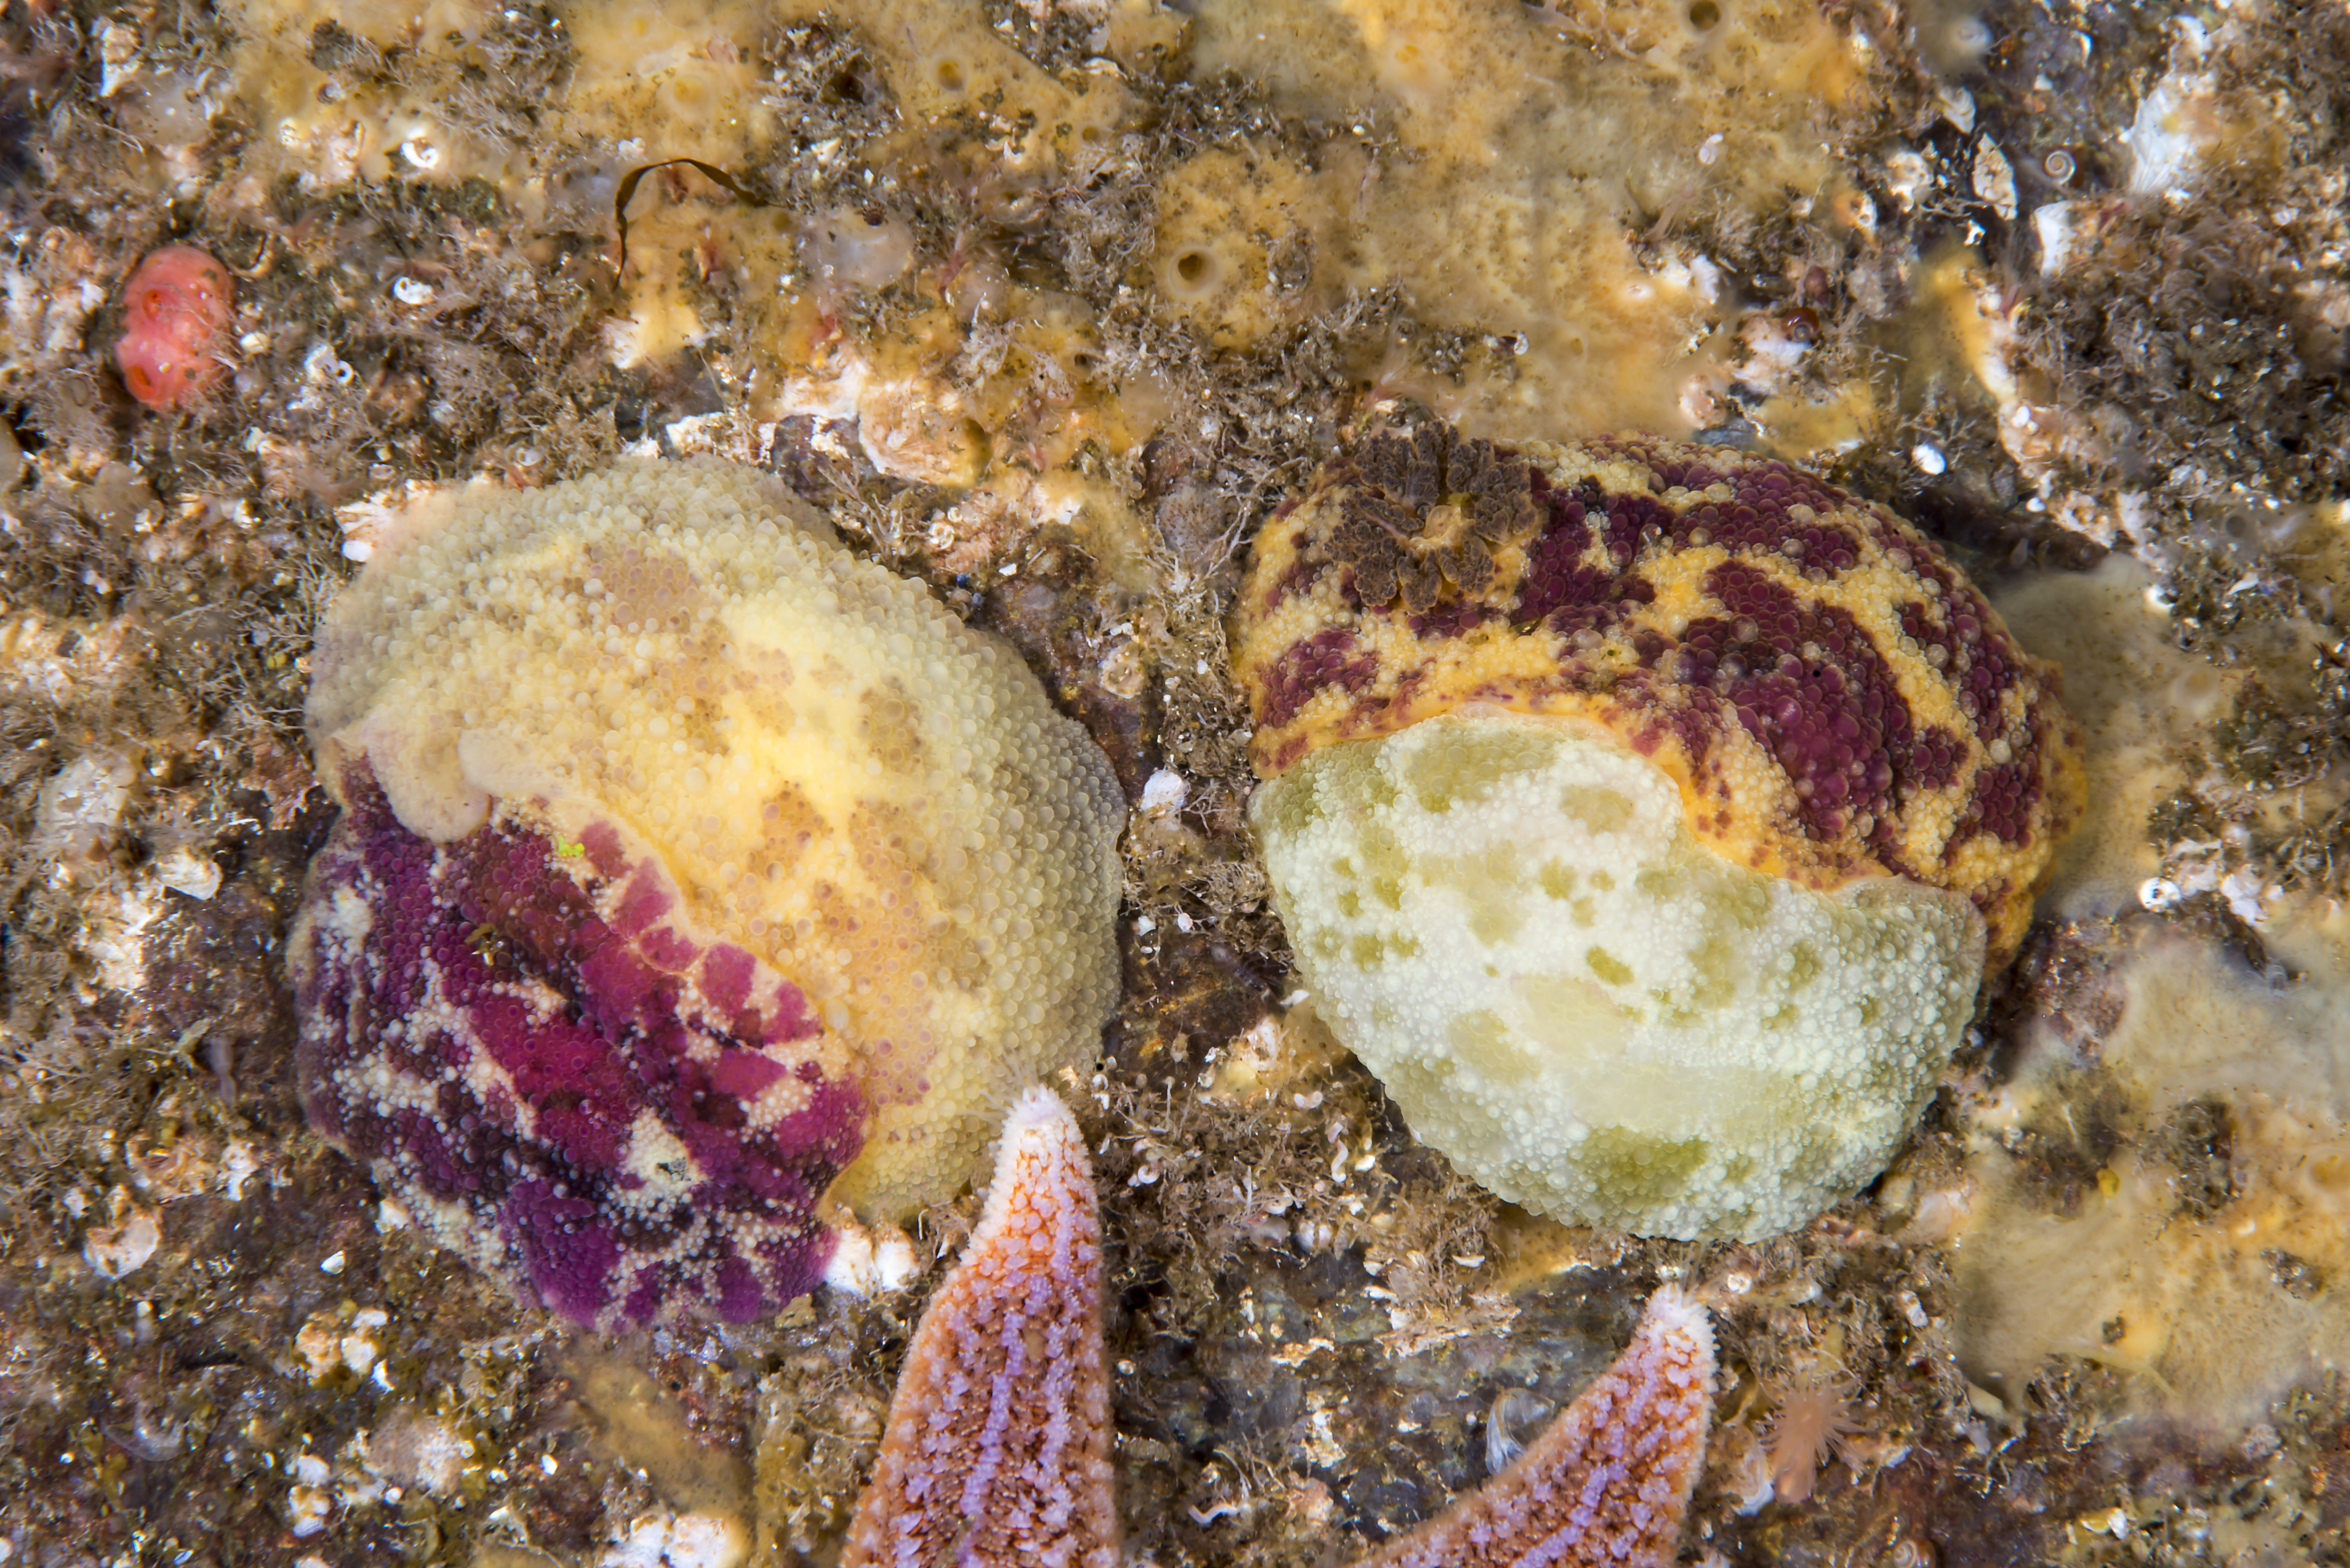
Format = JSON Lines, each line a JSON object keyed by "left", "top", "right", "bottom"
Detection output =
{"left": 289, "top": 459, "right": 1125, "bottom": 1328}
{"left": 1232, "top": 418, "right": 2085, "bottom": 1240}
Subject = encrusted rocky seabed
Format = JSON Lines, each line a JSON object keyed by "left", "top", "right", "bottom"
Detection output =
{"left": 7, "top": 0, "right": 2350, "bottom": 1564}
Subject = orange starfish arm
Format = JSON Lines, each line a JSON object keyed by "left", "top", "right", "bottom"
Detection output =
{"left": 842, "top": 1088, "right": 1119, "bottom": 1568}
{"left": 1360, "top": 1286, "right": 1717, "bottom": 1568}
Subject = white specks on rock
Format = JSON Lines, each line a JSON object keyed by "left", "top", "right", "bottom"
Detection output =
{"left": 81, "top": 1189, "right": 161, "bottom": 1278}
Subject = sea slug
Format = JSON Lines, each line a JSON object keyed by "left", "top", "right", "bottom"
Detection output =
{"left": 290, "top": 459, "right": 1125, "bottom": 1327}
{"left": 1232, "top": 416, "right": 2083, "bottom": 1239}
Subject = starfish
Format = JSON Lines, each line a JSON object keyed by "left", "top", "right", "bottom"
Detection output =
{"left": 1358, "top": 1284, "right": 1717, "bottom": 1568}
{"left": 840, "top": 1086, "right": 1119, "bottom": 1568}
{"left": 845, "top": 1085, "right": 1718, "bottom": 1568}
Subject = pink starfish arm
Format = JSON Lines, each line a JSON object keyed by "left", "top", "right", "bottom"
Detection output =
{"left": 1359, "top": 1285, "right": 1717, "bottom": 1568}
{"left": 842, "top": 1087, "right": 1119, "bottom": 1568}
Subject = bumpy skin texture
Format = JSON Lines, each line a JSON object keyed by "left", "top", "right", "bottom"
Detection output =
{"left": 293, "top": 767, "right": 860, "bottom": 1328}
{"left": 1252, "top": 711, "right": 1986, "bottom": 1238}
{"left": 1233, "top": 420, "right": 2084, "bottom": 966}
{"left": 1362, "top": 1286, "right": 1715, "bottom": 1568}
{"left": 291, "top": 459, "right": 1124, "bottom": 1328}
{"left": 112, "top": 245, "right": 234, "bottom": 409}
{"left": 841, "top": 1089, "right": 1117, "bottom": 1568}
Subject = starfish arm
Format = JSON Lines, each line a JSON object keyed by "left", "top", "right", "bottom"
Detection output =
{"left": 1359, "top": 1286, "right": 1717, "bottom": 1568}
{"left": 843, "top": 1088, "right": 1120, "bottom": 1568}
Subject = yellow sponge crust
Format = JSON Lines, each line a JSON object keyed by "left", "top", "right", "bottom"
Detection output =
{"left": 309, "top": 459, "right": 1125, "bottom": 1219}
{"left": 1232, "top": 426, "right": 2084, "bottom": 966}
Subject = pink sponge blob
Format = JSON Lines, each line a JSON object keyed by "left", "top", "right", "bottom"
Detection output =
{"left": 113, "top": 245, "right": 234, "bottom": 409}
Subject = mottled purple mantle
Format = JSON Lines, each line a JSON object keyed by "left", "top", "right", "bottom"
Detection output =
{"left": 290, "top": 762, "right": 864, "bottom": 1330}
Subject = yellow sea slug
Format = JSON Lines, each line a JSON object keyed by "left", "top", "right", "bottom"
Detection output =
{"left": 290, "top": 459, "right": 1124, "bottom": 1327}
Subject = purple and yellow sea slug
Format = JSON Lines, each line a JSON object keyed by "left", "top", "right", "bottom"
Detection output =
{"left": 1232, "top": 416, "right": 2084, "bottom": 1240}
{"left": 290, "top": 460, "right": 1123, "bottom": 1329}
